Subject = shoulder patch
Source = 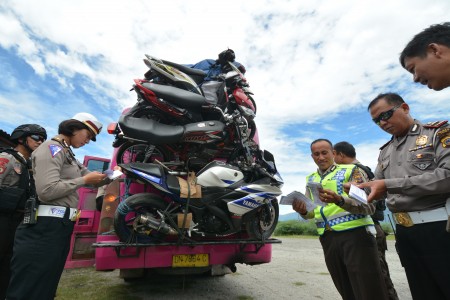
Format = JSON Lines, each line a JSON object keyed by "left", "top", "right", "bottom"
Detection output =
{"left": 0, "top": 157, "right": 9, "bottom": 174}
{"left": 49, "top": 144, "right": 63, "bottom": 158}
{"left": 424, "top": 120, "right": 448, "bottom": 128}
{"left": 379, "top": 137, "right": 393, "bottom": 150}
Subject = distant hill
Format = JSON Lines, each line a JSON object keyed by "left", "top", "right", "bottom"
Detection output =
{"left": 278, "top": 212, "right": 305, "bottom": 222}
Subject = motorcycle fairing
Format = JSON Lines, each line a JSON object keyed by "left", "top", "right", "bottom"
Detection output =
{"left": 140, "top": 82, "right": 208, "bottom": 109}
{"left": 227, "top": 191, "right": 278, "bottom": 215}
{"left": 144, "top": 56, "right": 202, "bottom": 94}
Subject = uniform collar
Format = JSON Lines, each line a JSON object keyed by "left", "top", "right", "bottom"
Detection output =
{"left": 394, "top": 120, "right": 422, "bottom": 146}
{"left": 317, "top": 163, "right": 337, "bottom": 177}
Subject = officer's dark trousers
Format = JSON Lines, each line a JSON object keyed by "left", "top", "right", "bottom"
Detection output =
{"left": 320, "top": 227, "right": 389, "bottom": 300}
{"left": 0, "top": 212, "right": 23, "bottom": 299}
{"left": 6, "top": 214, "right": 74, "bottom": 300}
{"left": 374, "top": 223, "right": 398, "bottom": 300}
{"left": 396, "top": 221, "right": 450, "bottom": 300}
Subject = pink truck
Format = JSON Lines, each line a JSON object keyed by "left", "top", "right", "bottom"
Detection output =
{"left": 65, "top": 154, "right": 280, "bottom": 280}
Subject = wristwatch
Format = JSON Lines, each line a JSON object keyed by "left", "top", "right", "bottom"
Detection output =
{"left": 336, "top": 196, "right": 345, "bottom": 207}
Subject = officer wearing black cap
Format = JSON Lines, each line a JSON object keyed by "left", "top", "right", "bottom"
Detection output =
{"left": 0, "top": 124, "right": 46, "bottom": 299}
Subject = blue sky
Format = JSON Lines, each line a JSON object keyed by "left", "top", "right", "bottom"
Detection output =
{"left": 1, "top": 0, "right": 450, "bottom": 216}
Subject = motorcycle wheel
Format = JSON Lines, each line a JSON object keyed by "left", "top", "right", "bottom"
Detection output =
{"left": 114, "top": 193, "right": 172, "bottom": 243}
{"left": 245, "top": 199, "right": 279, "bottom": 240}
{"left": 116, "top": 142, "right": 171, "bottom": 164}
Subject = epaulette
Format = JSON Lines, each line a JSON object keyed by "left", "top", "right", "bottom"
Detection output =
{"left": 379, "top": 137, "right": 393, "bottom": 150}
{"left": 423, "top": 120, "right": 448, "bottom": 128}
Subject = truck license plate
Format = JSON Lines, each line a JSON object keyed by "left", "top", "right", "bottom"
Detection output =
{"left": 172, "top": 254, "right": 209, "bottom": 267}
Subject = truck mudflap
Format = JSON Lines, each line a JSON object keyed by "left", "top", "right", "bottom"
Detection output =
{"left": 92, "top": 237, "right": 281, "bottom": 271}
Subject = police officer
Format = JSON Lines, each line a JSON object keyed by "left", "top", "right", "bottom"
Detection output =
{"left": 0, "top": 124, "right": 46, "bottom": 299}
{"left": 400, "top": 22, "right": 450, "bottom": 91}
{"left": 333, "top": 141, "right": 399, "bottom": 300}
{"left": 359, "top": 93, "right": 450, "bottom": 299}
{"left": 6, "top": 113, "right": 108, "bottom": 300}
{"left": 292, "top": 139, "right": 389, "bottom": 300}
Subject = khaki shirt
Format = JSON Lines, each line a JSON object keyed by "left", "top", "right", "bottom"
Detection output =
{"left": 0, "top": 151, "right": 26, "bottom": 188}
{"left": 32, "top": 136, "right": 89, "bottom": 208}
{"left": 375, "top": 120, "right": 450, "bottom": 213}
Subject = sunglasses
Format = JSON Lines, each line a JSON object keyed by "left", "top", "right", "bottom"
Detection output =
{"left": 372, "top": 104, "right": 402, "bottom": 125}
{"left": 29, "top": 135, "right": 46, "bottom": 142}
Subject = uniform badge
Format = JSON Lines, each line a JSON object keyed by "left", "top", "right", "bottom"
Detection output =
{"left": 49, "top": 144, "right": 63, "bottom": 157}
{"left": 13, "top": 161, "right": 22, "bottom": 174}
{"left": 441, "top": 137, "right": 450, "bottom": 148}
{"left": 413, "top": 162, "right": 431, "bottom": 170}
{"left": 415, "top": 135, "right": 428, "bottom": 146}
{"left": 0, "top": 158, "right": 9, "bottom": 174}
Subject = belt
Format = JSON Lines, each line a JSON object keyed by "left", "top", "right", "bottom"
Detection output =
{"left": 393, "top": 207, "right": 448, "bottom": 227}
{"left": 37, "top": 205, "right": 79, "bottom": 221}
{"left": 316, "top": 214, "right": 367, "bottom": 229}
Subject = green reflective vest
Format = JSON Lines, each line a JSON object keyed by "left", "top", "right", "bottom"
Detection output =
{"left": 306, "top": 164, "right": 374, "bottom": 235}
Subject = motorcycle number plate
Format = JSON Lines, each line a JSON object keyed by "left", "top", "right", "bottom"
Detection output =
{"left": 172, "top": 254, "right": 209, "bottom": 268}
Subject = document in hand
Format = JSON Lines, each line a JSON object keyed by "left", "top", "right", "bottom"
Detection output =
{"left": 280, "top": 191, "right": 316, "bottom": 211}
{"left": 349, "top": 184, "right": 368, "bottom": 204}
{"left": 306, "top": 182, "right": 327, "bottom": 207}
{"left": 104, "top": 169, "right": 123, "bottom": 180}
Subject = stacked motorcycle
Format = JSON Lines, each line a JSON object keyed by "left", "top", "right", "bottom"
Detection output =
{"left": 109, "top": 51, "right": 283, "bottom": 243}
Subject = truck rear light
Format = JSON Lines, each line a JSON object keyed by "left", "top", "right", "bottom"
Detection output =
{"left": 107, "top": 122, "right": 117, "bottom": 134}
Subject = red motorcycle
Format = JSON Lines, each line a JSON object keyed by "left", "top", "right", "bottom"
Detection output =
{"left": 108, "top": 55, "right": 258, "bottom": 173}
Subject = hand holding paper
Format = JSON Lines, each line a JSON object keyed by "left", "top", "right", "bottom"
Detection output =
{"left": 349, "top": 184, "right": 368, "bottom": 204}
{"left": 104, "top": 169, "right": 123, "bottom": 180}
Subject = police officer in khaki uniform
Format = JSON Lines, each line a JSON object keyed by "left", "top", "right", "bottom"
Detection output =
{"left": 333, "top": 141, "right": 399, "bottom": 300}
{"left": 360, "top": 93, "right": 450, "bottom": 300}
{"left": 6, "top": 113, "right": 108, "bottom": 300}
{"left": 0, "top": 124, "right": 46, "bottom": 299}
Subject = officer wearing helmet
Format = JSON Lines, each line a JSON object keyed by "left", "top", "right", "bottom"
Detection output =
{"left": 0, "top": 124, "right": 46, "bottom": 299}
{"left": 6, "top": 113, "right": 109, "bottom": 300}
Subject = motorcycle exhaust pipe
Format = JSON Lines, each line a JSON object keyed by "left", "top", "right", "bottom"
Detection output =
{"left": 137, "top": 214, "right": 178, "bottom": 235}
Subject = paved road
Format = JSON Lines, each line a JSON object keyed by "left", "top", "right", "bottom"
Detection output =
{"left": 59, "top": 237, "right": 412, "bottom": 299}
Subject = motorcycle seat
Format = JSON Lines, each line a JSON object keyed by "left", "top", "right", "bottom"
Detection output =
{"left": 142, "top": 82, "right": 208, "bottom": 109}
{"left": 119, "top": 115, "right": 184, "bottom": 144}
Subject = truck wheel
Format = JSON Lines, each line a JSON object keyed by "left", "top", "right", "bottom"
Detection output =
{"left": 245, "top": 199, "right": 279, "bottom": 240}
{"left": 114, "top": 193, "right": 170, "bottom": 243}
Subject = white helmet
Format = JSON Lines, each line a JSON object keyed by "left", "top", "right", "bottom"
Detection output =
{"left": 71, "top": 112, "right": 102, "bottom": 141}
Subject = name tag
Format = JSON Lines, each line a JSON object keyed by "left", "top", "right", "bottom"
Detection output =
{"left": 50, "top": 207, "right": 66, "bottom": 217}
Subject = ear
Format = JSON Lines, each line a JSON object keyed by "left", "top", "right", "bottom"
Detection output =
{"left": 400, "top": 102, "right": 410, "bottom": 114}
{"left": 428, "top": 43, "right": 444, "bottom": 58}
{"left": 332, "top": 150, "right": 337, "bottom": 156}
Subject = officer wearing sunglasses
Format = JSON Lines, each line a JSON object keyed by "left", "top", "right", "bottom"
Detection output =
{"left": 359, "top": 92, "right": 450, "bottom": 300}
{"left": 0, "top": 124, "right": 46, "bottom": 299}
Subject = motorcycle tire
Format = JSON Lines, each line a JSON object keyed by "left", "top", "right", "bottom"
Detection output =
{"left": 116, "top": 141, "right": 171, "bottom": 164}
{"left": 114, "top": 193, "right": 172, "bottom": 243}
{"left": 245, "top": 199, "right": 279, "bottom": 240}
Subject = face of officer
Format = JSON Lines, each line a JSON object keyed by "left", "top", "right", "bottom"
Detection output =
{"left": 311, "top": 141, "right": 335, "bottom": 172}
{"left": 69, "top": 129, "right": 93, "bottom": 148}
{"left": 25, "top": 135, "right": 45, "bottom": 151}
{"left": 403, "top": 43, "right": 450, "bottom": 91}
{"left": 369, "top": 98, "right": 414, "bottom": 137}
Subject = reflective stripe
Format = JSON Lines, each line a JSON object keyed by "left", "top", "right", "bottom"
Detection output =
{"left": 316, "top": 214, "right": 367, "bottom": 228}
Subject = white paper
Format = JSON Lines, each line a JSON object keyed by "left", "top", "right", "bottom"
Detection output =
{"left": 279, "top": 191, "right": 316, "bottom": 211}
{"left": 306, "top": 182, "right": 327, "bottom": 207}
{"left": 349, "top": 184, "right": 368, "bottom": 204}
{"left": 104, "top": 169, "right": 123, "bottom": 180}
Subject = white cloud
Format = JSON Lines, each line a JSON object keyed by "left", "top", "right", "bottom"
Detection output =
{"left": 1, "top": 0, "right": 450, "bottom": 217}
